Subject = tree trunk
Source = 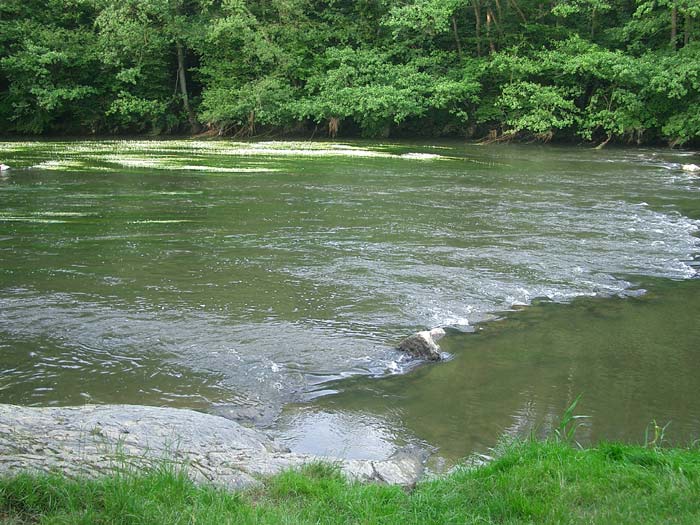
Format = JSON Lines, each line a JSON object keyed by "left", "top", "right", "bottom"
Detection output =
{"left": 671, "top": 4, "right": 678, "bottom": 47}
{"left": 451, "top": 16, "right": 463, "bottom": 59}
{"left": 508, "top": 0, "right": 527, "bottom": 23}
{"left": 328, "top": 117, "right": 339, "bottom": 138}
{"left": 472, "top": 0, "right": 482, "bottom": 57}
{"left": 486, "top": 9, "right": 496, "bottom": 53}
{"left": 176, "top": 41, "right": 200, "bottom": 133}
{"left": 684, "top": 13, "right": 692, "bottom": 45}
{"left": 494, "top": 0, "right": 503, "bottom": 23}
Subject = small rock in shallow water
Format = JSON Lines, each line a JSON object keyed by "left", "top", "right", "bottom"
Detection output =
{"left": 0, "top": 164, "right": 9, "bottom": 171}
{"left": 397, "top": 328, "right": 446, "bottom": 361}
{"left": 681, "top": 163, "right": 700, "bottom": 172}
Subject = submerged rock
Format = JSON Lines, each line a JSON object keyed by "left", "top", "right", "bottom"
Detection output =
{"left": 397, "top": 327, "right": 446, "bottom": 361}
{"left": 681, "top": 163, "right": 700, "bottom": 173}
{"left": 0, "top": 404, "right": 424, "bottom": 489}
{"left": 209, "top": 404, "right": 278, "bottom": 428}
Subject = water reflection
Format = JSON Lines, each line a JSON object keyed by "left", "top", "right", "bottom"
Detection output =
{"left": 278, "top": 409, "right": 412, "bottom": 460}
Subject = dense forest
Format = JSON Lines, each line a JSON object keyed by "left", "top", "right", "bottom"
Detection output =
{"left": 1, "top": 0, "right": 699, "bottom": 145}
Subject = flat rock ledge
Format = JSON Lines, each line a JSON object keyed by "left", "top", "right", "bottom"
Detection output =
{"left": 0, "top": 404, "right": 424, "bottom": 490}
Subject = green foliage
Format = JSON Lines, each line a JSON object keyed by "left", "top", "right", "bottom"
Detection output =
{"left": 497, "top": 81, "right": 578, "bottom": 138}
{"left": 384, "top": 0, "right": 463, "bottom": 36}
{"left": 663, "top": 104, "right": 700, "bottom": 146}
{"left": 553, "top": 394, "right": 590, "bottom": 444}
{"left": 105, "top": 93, "right": 176, "bottom": 133}
{"left": 1, "top": 0, "right": 699, "bottom": 143}
{"left": 580, "top": 88, "right": 651, "bottom": 142}
{"left": 299, "top": 48, "right": 432, "bottom": 136}
{"left": 200, "top": 75, "right": 297, "bottom": 133}
{"left": 0, "top": 6, "right": 103, "bottom": 133}
{"left": 293, "top": 47, "right": 481, "bottom": 137}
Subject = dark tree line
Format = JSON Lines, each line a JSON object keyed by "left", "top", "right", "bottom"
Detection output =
{"left": 1, "top": 0, "right": 699, "bottom": 145}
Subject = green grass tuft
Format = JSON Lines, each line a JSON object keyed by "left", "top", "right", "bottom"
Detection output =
{"left": 1, "top": 440, "right": 699, "bottom": 524}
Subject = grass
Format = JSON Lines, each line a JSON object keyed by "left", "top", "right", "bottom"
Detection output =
{"left": 1, "top": 439, "right": 699, "bottom": 524}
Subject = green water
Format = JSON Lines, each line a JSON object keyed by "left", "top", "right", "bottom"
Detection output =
{"left": 279, "top": 278, "right": 700, "bottom": 463}
{"left": 0, "top": 140, "right": 698, "bottom": 462}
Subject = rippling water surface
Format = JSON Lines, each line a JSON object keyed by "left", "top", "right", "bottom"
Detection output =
{"left": 1, "top": 140, "right": 698, "bottom": 460}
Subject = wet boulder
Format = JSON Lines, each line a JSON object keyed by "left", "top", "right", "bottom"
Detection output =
{"left": 681, "top": 163, "right": 700, "bottom": 173}
{"left": 0, "top": 164, "right": 9, "bottom": 171}
{"left": 397, "top": 328, "right": 446, "bottom": 361}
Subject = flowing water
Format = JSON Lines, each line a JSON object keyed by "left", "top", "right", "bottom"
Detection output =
{"left": 0, "top": 140, "right": 698, "bottom": 464}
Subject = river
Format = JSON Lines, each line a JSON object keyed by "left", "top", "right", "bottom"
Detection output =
{"left": 1, "top": 139, "right": 698, "bottom": 466}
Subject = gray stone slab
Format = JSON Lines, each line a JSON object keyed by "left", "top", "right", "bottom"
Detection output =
{"left": 0, "top": 404, "right": 424, "bottom": 489}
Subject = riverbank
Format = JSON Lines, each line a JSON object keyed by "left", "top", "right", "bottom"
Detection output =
{"left": 2, "top": 438, "right": 698, "bottom": 524}
{"left": 0, "top": 405, "right": 424, "bottom": 489}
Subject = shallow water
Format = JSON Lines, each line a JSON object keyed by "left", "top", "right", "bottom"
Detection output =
{"left": 278, "top": 277, "right": 700, "bottom": 464}
{"left": 0, "top": 140, "right": 698, "bottom": 461}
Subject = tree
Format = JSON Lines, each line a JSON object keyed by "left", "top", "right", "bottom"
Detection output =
{"left": 95, "top": 0, "right": 207, "bottom": 133}
{"left": 0, "top": 0, "right": 103, "bottom": 133}
{"left": 0, "top": 0, "right": 698, "bottom": 144}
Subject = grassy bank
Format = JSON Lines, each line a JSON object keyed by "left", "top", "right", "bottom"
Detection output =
{"left": 1, "top": 439, "right": 699, "bottom": 524}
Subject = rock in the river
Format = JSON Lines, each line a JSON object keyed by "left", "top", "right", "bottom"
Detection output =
{"left": 0, "top": 164, "right": 9, "bottom": 171}
{"left": 681, "top": 163, "right": 700, "bottom": 172}
{"left": 0, "top": 404, "right": 424, "bottom": 489}
{"left": 397, "top": 327, "right": 446, "bottom": 361}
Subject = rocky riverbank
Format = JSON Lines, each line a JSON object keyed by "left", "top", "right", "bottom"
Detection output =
{"left": 0, "top": 404, "right": 425, "bottom": 488}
